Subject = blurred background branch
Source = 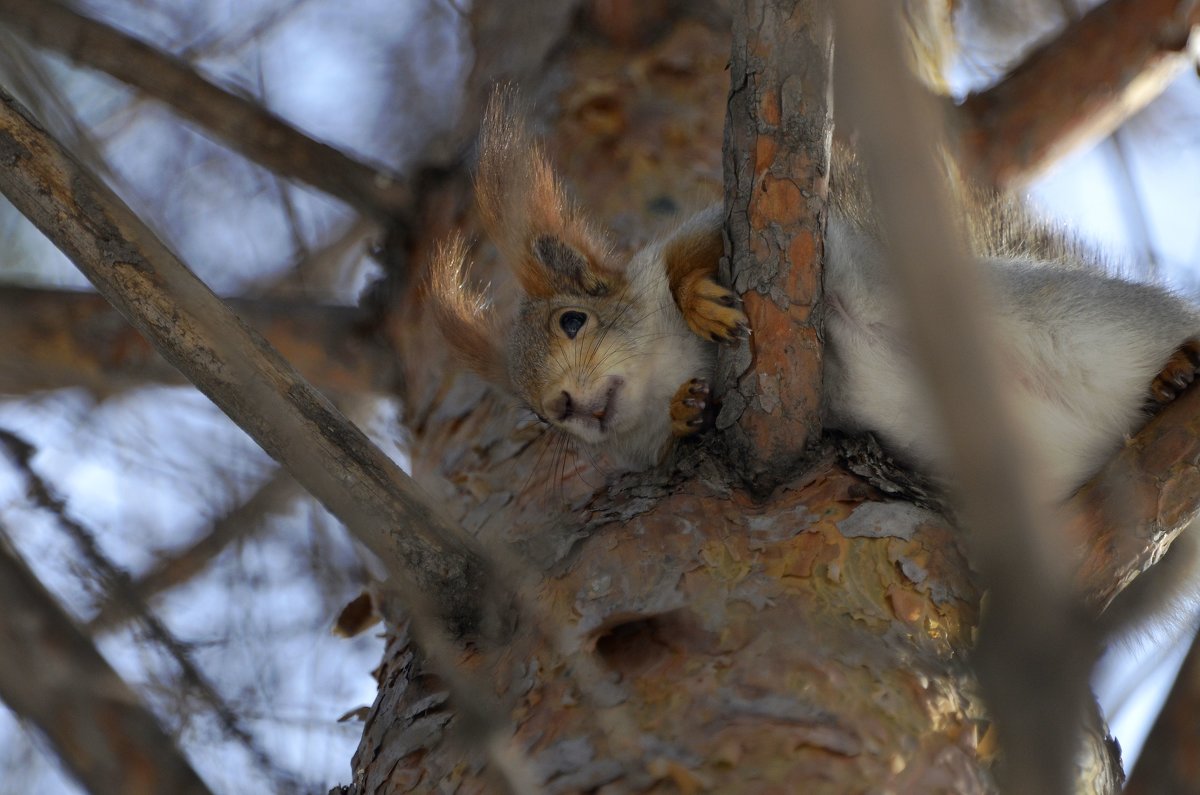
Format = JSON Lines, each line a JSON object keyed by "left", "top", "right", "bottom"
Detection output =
{"left": 0, "top": 526, "right": 214, "bottom": 795}
{"left": 0, "top": 0, "right": 414, "bottom": 219}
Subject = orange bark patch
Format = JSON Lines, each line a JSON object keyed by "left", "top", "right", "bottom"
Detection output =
{"left": 750, "top": 174, "right": 803, "bottom": 226}
{"left": 757, "top": 87, "right": 782, "bottom": 126}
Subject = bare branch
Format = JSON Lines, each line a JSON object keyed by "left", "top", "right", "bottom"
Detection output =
{"left": 0, "top": 0, "right": 412, "bottom": 218}
{"left": 88, "top": 469, "right": 302, "bottom": 633}
{"left": 0, "top": 87, "right": 493, "bottom": 635}
{"left": 958, "top": 0, "right": 1200, "bottom": 188}
{"left": 836, "top": 3, "right": 1098, "bottom": 792}
{"left": 0, "top": 286, "right": 398, "bottom": 396}
{"left": 1069, "top": 381, "right": 1200, "bottom": 612}
{"left": 717, "top": 0, "right": 832, "bottom": 487}
{"left": 0, "top": 530, "right": 213, "bottom": 795}
{"left": 0, "top": 430, "right": 302, "bottom": 788}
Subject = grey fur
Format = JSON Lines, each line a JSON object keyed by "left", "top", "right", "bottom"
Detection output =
{"left": 823, "top": 153, "right": 1199, "bottom": 502}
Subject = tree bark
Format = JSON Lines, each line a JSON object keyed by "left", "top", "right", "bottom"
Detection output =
{"left": 958, "top": 0, "right": 1200, "bottom": 188}
{"left": 718, "top": 0, "right": 831, "bottom": 487}
{"left": 345, "top": 0, "right": 1200, "bottom": 788}
{"left": 1, "top": 0, "right": 1191, "bottom": 790}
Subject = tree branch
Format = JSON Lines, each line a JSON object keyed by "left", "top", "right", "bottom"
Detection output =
{"left": 0, "top": 87, "right": 492, "bottom": 635}
{"left": 0, "top": 286, "right": 397, "bottom": 396}
{"left": 1069, "top": 380, "right": 1200, "bottom": 612}
{"left": 0, "top": 0, "right": 412, "bottom": 218}
{"left": 0, "top": 531, "right": 213, "bottom": 795}
{"left": 0, "top": 428, "right": 301, "bottom": 787}
{"left": 958, "top": 0, "right": 1200, "bottom": 188}
{"left": 717, "top": 0, "right": 832, "bottom": 487}
{"left": 836, "top": 3, "right": 1099, "bottom": 791}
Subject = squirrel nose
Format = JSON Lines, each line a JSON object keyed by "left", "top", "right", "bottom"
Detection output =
{"left": 548, "top": 390, "right": 574, "bottom": 422}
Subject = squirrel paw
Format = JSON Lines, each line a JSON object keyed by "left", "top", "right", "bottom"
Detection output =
{"left": 1148, "top": 339, "right": 1200, "bottom": 408}
{"left": 671, "top": 378, "right": 716, "bottom": 437}
{"left": 677, "top": 274, "right": 749, "bottom": 343}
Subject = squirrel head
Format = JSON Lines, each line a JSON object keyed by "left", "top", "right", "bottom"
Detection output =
{"left": 429, "top": 92, "right": 719, "bottom": 457}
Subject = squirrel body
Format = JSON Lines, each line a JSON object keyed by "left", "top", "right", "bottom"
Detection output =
{"left": 823, "top": 213, "right": 1200, "bottom": 502}
{"left": 430, "top": 102, "right": 1200, "bottom": 503}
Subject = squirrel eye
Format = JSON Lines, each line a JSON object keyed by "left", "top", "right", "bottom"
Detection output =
{"left": 559, "top": 310, "right": 587, "bottom": 339}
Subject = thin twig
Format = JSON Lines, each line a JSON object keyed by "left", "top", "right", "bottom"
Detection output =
{"left": 87, "top": 468, "right": 302, "bottom": 633}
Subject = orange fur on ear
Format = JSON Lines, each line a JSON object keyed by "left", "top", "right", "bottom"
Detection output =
{"left": 475, "top": 89, "right": 622, "bottom": 298}
{"left": 427, "top": 234, "right": 509, "bottom": 387}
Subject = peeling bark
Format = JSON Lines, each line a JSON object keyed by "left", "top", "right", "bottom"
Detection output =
{"left": 345, "top": 1, "right": 1200, "bottom": 789}
{"left": 0, "top": 0, "right": 1191, "bottom": 790}
{"left": 351, "top": 13, "right": 1000, "bottom": 794}
{"left": 1070, "top": 380, "right": 1200, "bottom": 611}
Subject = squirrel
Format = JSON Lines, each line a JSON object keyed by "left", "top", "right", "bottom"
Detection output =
{"left": 429, "top": 96, "right": 748, "bottom": 471}
{"left": 428, "top": 96, "right": 1200, "bottom": 504}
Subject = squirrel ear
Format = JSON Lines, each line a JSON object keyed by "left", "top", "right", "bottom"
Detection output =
{"left": 427, "top": 235, "right": 510, "bottom": 388}
{"left": 530, "top": 234, "right": 615, "bottom": 297}
{"left": 475, "top": 88, "right": 622, "bottom": 299}
{"left": 662, "top": 204, "right": 726, "bottom": 292}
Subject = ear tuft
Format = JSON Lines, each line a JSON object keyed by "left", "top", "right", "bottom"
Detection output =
{"left": 427, "top": 234, "right": 510, "bottom": 387}
{"left": 475, "top": 87, "right": 622, "bottom": 298}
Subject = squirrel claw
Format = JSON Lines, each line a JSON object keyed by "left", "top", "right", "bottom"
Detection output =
{"left": 676, "top": 275, "right": 750, "bottom": 343}
{"left": 1147, "top": 339, "right": 1200, "bottom": 410}
{"left": 671, "top": 378, "right": 717, "bottom": 437}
